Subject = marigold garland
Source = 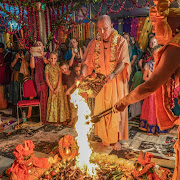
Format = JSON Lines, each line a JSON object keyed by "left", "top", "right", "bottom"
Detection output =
{"left": 58, "top": 135, "right": 77, "bottom": 162}
{"left": 94, "top": 28, "right": 120, "bottom": 73}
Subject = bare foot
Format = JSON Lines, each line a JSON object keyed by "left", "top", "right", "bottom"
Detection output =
{"left": 62, "top": 121, "right": 67, "bottom": 126}
{"left": 113, "top": 142, "right": 121, "bottom": 151}
{"left": 99, "top": 141, "right": 109, "bottom": 147}
{"left": 68, "top": 120, "right": 74, "bottom": 126}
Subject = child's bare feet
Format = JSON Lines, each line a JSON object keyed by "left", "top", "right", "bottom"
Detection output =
{"left": 68, "top": 120, "right": 74, "bottom": 126}
{"left": 113, "top": 142, "right": 121, "bottom": 151}
{"left": 62, "top": 121, "right": 67, "bottom": 126}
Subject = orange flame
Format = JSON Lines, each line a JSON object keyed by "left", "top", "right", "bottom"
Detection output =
{"left": 70, "top": 88, "right": 97, "bottom": 177}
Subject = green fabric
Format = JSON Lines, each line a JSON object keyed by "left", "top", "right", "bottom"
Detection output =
{"left": 132, "top": 71, "right": 144, "bottom": 90}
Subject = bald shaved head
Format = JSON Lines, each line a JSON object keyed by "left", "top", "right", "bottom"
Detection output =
{"left": 98, "top": 15, "right": 111, "bottom": 25}
{"left": 97, "top": 15, "right": 113, "bottom": 40}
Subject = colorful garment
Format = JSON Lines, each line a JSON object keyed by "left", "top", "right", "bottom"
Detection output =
{"left": 0, "top": 51, "right": 12, "bottom": 85}
{"left": 45, "top": 63, "right": 69, "bottom": 123}
{"left": 132, "top": 71, "right": 144, "bottom": 91}
{"left": 0, "top": 85, "right": 7, "bottom": 109}
{"left": 129, "top": 71, "right": 144, "bottom": 118}
{"left": 62, "top": 71, "right": 76, "bottom": 89}
{"left": 153, "top": 32, "right": 180, "bottom": 180}
{"left": 33, "top": 53, "right": 49, "bottom": 123}
{"left": 9, "top": 53, "right": 22, "bottom": 104}
{"left": 62, "top": 71, "right": 77, "bottom": 119}
{"left": 83, "top": 29, "right": 131, "bottom": 145}
{"left": 139, "top": 61, "right": 167, "bottom": 135}
{"left": 64, "top": 49, "right": 81, "bottom": 66}
{"left": 141, "top": 48, "right": 152, "bottom": 68}
{"left": 128, "top": 45, "right": 138, "bottom": 88}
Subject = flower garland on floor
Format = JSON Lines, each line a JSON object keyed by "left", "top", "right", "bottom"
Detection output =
{"left": 94, "top": 28, "right": 120, "bottom": 73}
{"left": 58, "top": 135, "right": 77, "bottom": 163}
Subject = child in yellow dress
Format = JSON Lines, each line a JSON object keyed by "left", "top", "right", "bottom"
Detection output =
{"left": 45, "top": 52, "right": 69, "bottom": 123}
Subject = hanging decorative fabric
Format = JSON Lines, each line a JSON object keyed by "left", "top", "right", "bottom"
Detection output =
{"left": 79, "top": 24, "right": 83, "bottom": 47}
{"left": 130, "top": 17, "right": 138, "bottom": 39}
{"left": 76, "top": 25, "right": 78, "bottom": 39}
{"left": 44, "top": 6, "right": 49, "bottom": 42}
{"left": 82, "top": 23, "right": 85, "bottom": 43}
{"left": 123, "top": 17, "right": 132, "bottom": 34}
{"left": 136, "top": 17, "right": 146, "bottom": 42}
{"left": 48, "top": 6, "right": 52, "bottom": 32}
{"left": 35, "top": 9, "right": 40, "bottom": 41}
{"left": 89, "top": 22, "right": 95, "bottom": 39}
{"left": 138, "top": 16, "right": 152, "bottom": 51}
{"left": 31, "top": 0, "right": 36, "bottom": 41}
{"left": 5, "top": 33, "right": 10, "bottom": 48}
{"left": 85, "top": 22, "right": 90, "bottom": 39}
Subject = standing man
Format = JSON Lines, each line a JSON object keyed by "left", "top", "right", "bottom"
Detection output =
{"left": 82, "top": 15, "right": 131, "bottom": 150}
{"left": 113, "top": 0, "right": 180, "bottom": 178}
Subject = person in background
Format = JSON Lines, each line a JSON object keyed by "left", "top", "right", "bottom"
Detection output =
{"left": 65, "top": 63, "right": 81, "bottom": 96}
{"left": 124, "top": 33, "right": 138, "bottom": 88}
{"left": 82, "top": 15, "right": 131, "bottom": 150}
{"left": 45, "top": 52, "right": 69, "bottom": 124}
{"left": 30, "top": 41, "right": 49, "bottom": 123}
{"left": 55, "top": 43, "right": 68, "bottom": 62}
{"left": 138, "top": 36, "right": 158, "bottom": 73}
{"left": 131, "top": 36, "right": 143, "bottom": 64}
{"left": 60, "top": 61, "right": 77, "bottom": 126}
{"left": 139, "top": 45, "right": 167, "bottom": 135}
{"left": 128, "top": 67, "right": 144, "bottom": 120}
{"left": 0, "top": 42, "right": 12, "bottom": 85}
{"left": 10, "top": 44, "right": 30, "bottom": 116}
{"left": 82, "top": 38, "right": 91, "bottom": 54}
{"left": 148, "top": 33, "right": 155, "bottom": 40}
{"left": 0, "top": 42, "right": 12, "bottom": 109}
{"left": 64, "top": 38, "right": 83, "bottom": 68}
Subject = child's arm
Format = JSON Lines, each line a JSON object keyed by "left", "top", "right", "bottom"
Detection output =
{"left": 11, "top": 53, "right": 20, "bottom": 68}
{"left": 69, "top": 49, "right": 76, "bottom": 67}
{"left": 130, "top": 82, "right": 134, "bottom": 92}
{"left": 54, "top": 70, "right": 62, "bottom": 94}
{"left": 79, "top": 48, "right": 83, "bottom": 60}
{"left": 131, "top": 55, "right": 137, "bottom": 66}
{"left": 45, "top": 70, "right": 54, "bottom": 93}
{"left": 65, "top": 83, "right": 76, "bottom": 95}
{"left": 143, "top": 68, "right": 149, "bottom": 81}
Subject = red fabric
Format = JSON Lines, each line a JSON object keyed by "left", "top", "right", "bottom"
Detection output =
{"left": 38, "top": 87, "right": 48, "bottom": 123}
{"left": 18, "top": 99, "right": 40, "bottom": 106}
{"left": 138, "top": 152, "right": 153, "bottom": 165}
{"left": 7, "top": 140, "right": 49, "bottom": 180}
{"left": 0, "top": 52, "right": 9, "bottom": 84}
{"left": 23, "top": 80, "right": 37, "bottom": 98}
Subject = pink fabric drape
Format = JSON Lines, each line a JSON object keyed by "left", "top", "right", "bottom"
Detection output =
{"left": 130, "top": 17, "right": 138, "bottom": 39}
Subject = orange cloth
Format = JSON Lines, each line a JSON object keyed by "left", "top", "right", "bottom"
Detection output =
{"left": 138, "top": 152, "right": 153, "bottom": 166}
{"left": 83, "top": 32, "right": 131, "bottom": 145}
{"left": 149, "top": 0, "right": 180, "bottom": 45}
{"left": 7, "top": 140, "right": 49, "bottom": 180}
{"left": 154, "top": 33, "right": 180, "bottom": 180}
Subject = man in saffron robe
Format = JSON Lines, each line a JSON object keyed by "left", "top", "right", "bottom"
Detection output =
{"left": 114, "top": 0, "right": 180, "bottom": 178}
{"left": 82, "top": 15, "right": 131, "bottom": 150}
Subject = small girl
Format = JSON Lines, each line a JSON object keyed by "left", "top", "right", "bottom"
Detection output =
{"left": 45, "top": 52, "right": 69, "bottom": 123}
{"left": 139, "top": 45, "right": 167, "bottom": 135}
{"left": 64, "top": 38, "right": 83, "bottom": 68}
{"left": 60, "top": 61, "right": 79, "bottom": 126}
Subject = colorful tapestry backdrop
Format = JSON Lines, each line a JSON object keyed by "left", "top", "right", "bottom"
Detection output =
{"left": 0, "top": 0, "right": 152, "bottom": 50}
{"left": 1, "top": 14, "right": 151, "bottom": 51}
{"left": 122, "top": 16, "right": 151, "bottom": 50}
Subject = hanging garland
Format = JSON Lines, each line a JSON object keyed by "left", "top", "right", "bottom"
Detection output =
{"left": 44, "top": 6, "right": 49, "bottom": 43}
{"left": 26, "top": 6, "right": 31, "bottom": 33}
{"left": 31, "top": 0, "right": 36, "bottom": 41}
{"left": 35, "top": 9, "right": 40, "bottom": 41}
{"left": 0, "top": 0, "right": 153, "bottom": 49}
